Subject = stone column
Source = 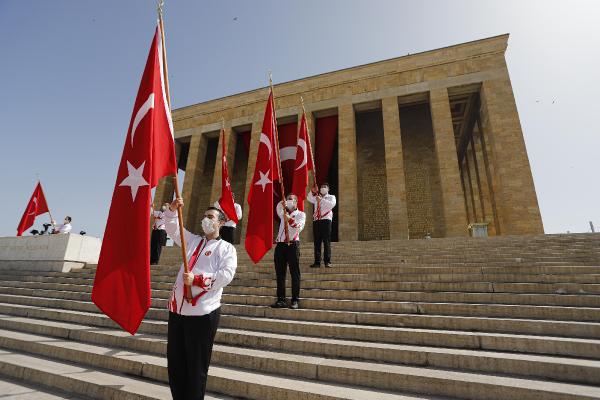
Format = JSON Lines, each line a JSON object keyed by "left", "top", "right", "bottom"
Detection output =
{"left": 464, "top": 144, "right": 479, "bottom": 221}
{"left": 381, "top": 96, "right": 409, "bottom": 239}
{"left": 209, "top": 125, "right": 237, "bottom": 206}
{"left": 479, "top": 74, "right": 544, "bottom": 234}
{"left": 337, "top": 103, "right": 359, "bottom": 241}
{"left": 240, "top": 116, "right": 263, "bottom": 241}
{"left": 181, "top": 132, "right": 208, "bottom": 228}
{"left": 301, "top": 111, "right": 316, "bottom": 242}
{"left": 472, "top": 125, "right": 498, "bottom": 235}
{"left": 429, "top": 88, "right": 468, "bottom": 237}
{"left": 153, "top": 141, "right": 181, "bottom": 209}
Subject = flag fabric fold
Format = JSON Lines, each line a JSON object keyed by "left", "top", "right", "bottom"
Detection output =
{"left": 91, "top": 26, "right": 177, "bottom": 335}
{"left": 245, "top": 90, "right": 280, "bottom": 264}
{"left": 291, "top": 112, "right": 314, "bottom": 211}
{"left": 16, "top": 182, "right": 50, "bottom": 236}
{"left": 217, "top": 129, "right": 238, "bottom": 224}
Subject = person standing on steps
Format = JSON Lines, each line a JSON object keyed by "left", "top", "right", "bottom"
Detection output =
{"left": 150, "top": 203, "right": 169, "bottom": 264}
{"left": 165, "top": 197, "right": 238, "bottom": 400}
{"left": 308, "top": 183, "right": 336, "bottom": 268}
{"left": 271, "top": 194, "right": 306, "bottom": 310}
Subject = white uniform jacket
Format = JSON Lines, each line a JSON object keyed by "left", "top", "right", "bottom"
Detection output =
{"left": 307, "top": 192, "right": 336, "bottom": 221}
{"left": 276, "top": 202, "right": 306, "bottom": 242}
{"left": 164, "top": 210, "right": 237, "bottom": 316}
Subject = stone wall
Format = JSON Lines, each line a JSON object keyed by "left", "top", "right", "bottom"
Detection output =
{"left": 355, "top": 110, "right": 390, "bottom": 240}
{"left": 400, "top": 104, "right": 444, "bottom": 239}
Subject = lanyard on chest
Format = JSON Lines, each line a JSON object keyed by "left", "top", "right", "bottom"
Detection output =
{"left": 178, "top": 238, "right": 211, "bottom": 312}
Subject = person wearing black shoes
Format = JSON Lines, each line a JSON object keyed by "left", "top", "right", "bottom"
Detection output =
{"left": 271, "top": 194, "right": 306, "bottom": 310}
{"left": 307, "top": 183, "right": 336, "bottom": 268}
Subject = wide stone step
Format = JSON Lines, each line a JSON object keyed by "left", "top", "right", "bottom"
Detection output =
{"left": 0, "top": 331, "right": 436, "bottom": 400}
{"left": 2, "top": 286, "right": 600, "bottom": 323}
{"left": 2, "top": 272, "right": 599, "bottom": 296}
{"left": 0, "top": 376, "right": 87, "bottom": 399}
{"left": 4, "top": 279, "right": 600, "bottom": 308}
{"left": 2, "top": 303, "right": 599, "bottom": 360}
{"left": 1, "top": 292, "right": 599, "bottom": 339}
{"left": 1, "top": 328, "right": 599, "bottom": 400}
{"left": 69, "top": 268, "right": 600, "bottom": 284}
{"left": 3, "top": 315, "right": 600, "bottom": 386}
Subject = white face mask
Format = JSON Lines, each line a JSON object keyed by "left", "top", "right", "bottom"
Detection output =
{"left": 201, "top": 217, "right": 217, "bottom": 235}
{"left": 285, "top": 200, "right": 295, "bottom": 210}
{"left": 320, "top": 187, "right": 328, "bottom": 195}
{"left": 161, "top": 206, "right": 167, "bottom": 211}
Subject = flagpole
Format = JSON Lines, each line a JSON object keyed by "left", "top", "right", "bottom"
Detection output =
{"left": 269, "top": 73, "right": 290, "bottom": 243}
{"left": 37, "top": 180, "right": 55, "bottom": 225}
{"left": 300, "top": 96, "right": 318, "bottom": 191}
{"left": 158, "top": 1, "right": 192, "bottom": 303}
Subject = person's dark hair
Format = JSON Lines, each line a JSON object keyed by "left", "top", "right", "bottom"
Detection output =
{"left": 206, "top": 207, "right": 227, "bottom": 222}
{"left": 65, "top": 216, "right": 72, "bottom": 223}
{"left": 320, "top": 183, "right": 329, "bottom": 188}
{"left": 286, "top": 194, "right": 298, "bottom": 202}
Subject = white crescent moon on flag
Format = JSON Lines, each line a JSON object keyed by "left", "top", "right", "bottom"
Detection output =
{"left": 295, "top": 139, "right": 307, "bottom": 170}
{"left": 27, "top": 197, "right": 38, "bottom": 216}
{"left": 259, "top": 133, "right": 272, "bottom": 160}
{"left": 130, "top": 93, "right": 155, "bottom": 147}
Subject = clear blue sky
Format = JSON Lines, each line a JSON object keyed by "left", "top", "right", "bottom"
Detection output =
{"left": 1, "top": 0, "right": 598, "bottom": 237}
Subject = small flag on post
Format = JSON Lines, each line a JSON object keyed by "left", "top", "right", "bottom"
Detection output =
{"left": 217, "top": 128, "right": 239, "bottom": 223}
{"left": 16, "top": 182, "right": 50, "bottom": 236}
{"left": 291, "top": 111, "right": 314, "bottom": 211}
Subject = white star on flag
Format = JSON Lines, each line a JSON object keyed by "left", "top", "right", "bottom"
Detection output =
{"left": 119, "top": 161, "right": 149, "bottom": 201}
{"left": 254, "top": 169, "right": 272, "bottom": 192}
{"left": 225, "top": 179, "right": 231, "bottom": 189}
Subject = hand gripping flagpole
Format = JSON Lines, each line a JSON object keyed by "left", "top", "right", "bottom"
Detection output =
{"left": 269, "top": 73, "right": 290, "bottom": 243}
{"left": 158, "top": 1, "right": 192, "bottom": 303}
{"left": 299, "top": 96, "right": 318, "bottom": 191}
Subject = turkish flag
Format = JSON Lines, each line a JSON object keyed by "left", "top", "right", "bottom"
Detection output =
{"left": 217, "top": 129, "right": 238, "bottom": 223}
{"left": 291, "top": 112, "right": 314, "bottom": 211}
{"left": 245, "top": 90, "right": 280, "bottom": 264}
{"left": 91, "top": 27, "right": 177, "bottom": 335}
{"left": 16, "top": 182, "right": 50, "bottom": 236}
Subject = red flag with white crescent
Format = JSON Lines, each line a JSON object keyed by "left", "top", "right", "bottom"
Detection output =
{"left": 16, "top": 182, "right": 50, "bottom": 236}
{"left": 245, "top": 90, "right": 280, "bottom": 264}
{"left": 291, "top": 112, "right": 314, "bottom": 211}
{"left": 91, "top": 26, "right": 177, "bottom": 334}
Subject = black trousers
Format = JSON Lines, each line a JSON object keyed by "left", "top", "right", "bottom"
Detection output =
{"left": 167, "top": 309, "right": 221, "bottom": 400}
{"left": 274, "top": 241, "right": 301, "bottom": 301}
{"left": 219, "top": 226, "right": 235, "bottom": 244}
{"left": 150, "top": 229, "right": 167, "bottom": 264}
{"left": 313, "top": 219, "right": 332, "bottom": 265}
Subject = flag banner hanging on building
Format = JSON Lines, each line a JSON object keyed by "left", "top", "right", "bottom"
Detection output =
{"left": 16, "top": 182, "right": 50, "bottom": 236}
{"left": 245, "top": 90, "right": 279, "bottom": 264}
{"left": 218, "top": 129, "right": 238, "bottom": 223}
{"left": 92, "top": 26, "right": 178, "bottom": 335}
{"left": 291, "top": 112, "right": 314, "bottom": 211}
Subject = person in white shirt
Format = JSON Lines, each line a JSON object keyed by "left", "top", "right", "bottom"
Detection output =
{"left": 150, "top": 203, "right": 169, "bottom": 264}
{"left": 51, "top": 216, "right": 72, "bottom": 235}
{"left": 307, "top": 183, "right": 337, "bottom": 268}
{"left": 271, "top": 194, "right": 306, "bottom": 310}
{"left": 165, "top": 197, "right": 237, "bottom": 400}
{"left": 212, "top": 197, "right": 242, "bottom": 244}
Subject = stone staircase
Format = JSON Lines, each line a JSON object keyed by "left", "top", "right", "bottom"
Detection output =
{"left": 0, "top": 233, "right": 599, "bottom": 399}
